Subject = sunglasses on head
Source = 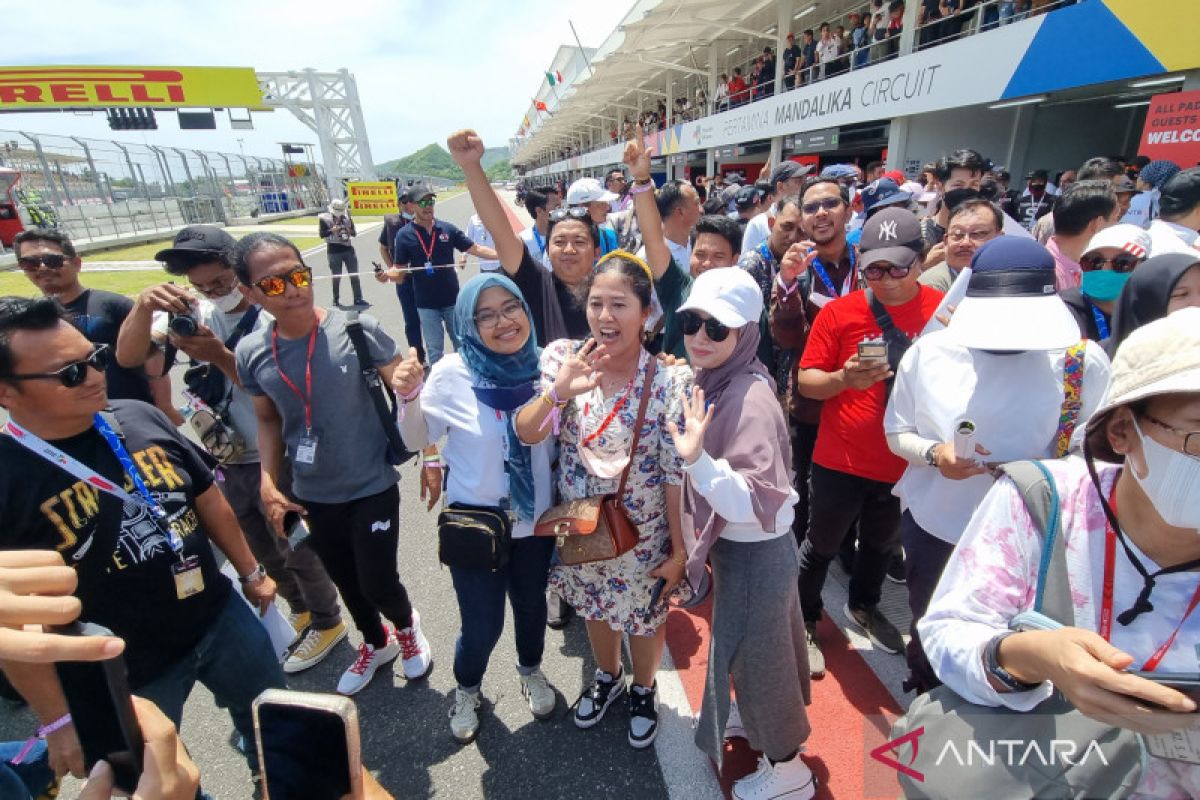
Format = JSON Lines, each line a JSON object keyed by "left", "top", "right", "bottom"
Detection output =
{"left": 7, "top": 344, "right": 109, "bottom": 388}
{"left": 801, "top": 197, "right": 844, "bottom": 215}
{"left": 549, "top": 207, "right": 591, "bottom": 222}
{"left": 254, "top": 266, "right": 313, "bottom": 297}
{"left": 679, "top": 310, "right": 731, "bottom": 342}
{"left": 1080, "top": 253, "right": 1140, "bottom": 273}
{"left": 17, "top": 253, "right": 68, "bottom": 272}
{"left": 416, "top": 197, "right": 435, "bottom": 208}
{"left": 862, "top": 262, "right": 912, "bottom": 280}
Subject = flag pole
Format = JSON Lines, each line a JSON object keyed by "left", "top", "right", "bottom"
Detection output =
{"left": 568, "top": 19, "right": 596, "bottom": 77}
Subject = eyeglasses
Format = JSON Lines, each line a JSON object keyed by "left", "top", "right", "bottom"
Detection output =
{"left": 946, "top": 229, "right": 997, "bottom": 244}
{"left": 862, "top": 262, "right": 913, "bottom": 280}
{"left": 608, "top": 175, "right": 626, "bottom": 183}
{"left": 17, "top": 253, "right": 68, "bottom": 272}
{"left": 1080, "top": 253, "right": 1141, "bottom": 273}
{"left": 474, "top": 299, "right": 526, "bottom": 330}
{"left": 679, "top": 310, "right": 731, "bottom": 342}
{"left": 801, "top": 198, "right": 844, "bottom": 215}
{"left": 6, "top": 344, "right": 109, "bottom": 388}
{"left": 194, "top": 273, "right": 240, "bottom": 298}
{"left": 1140, "top": 412, "right": 1200, "bottom": 457}
{"left": 416, "top": 198, "right": 436, "bottom": 208}
{"left": 549, "top": 207, "right": 591, "bottom": 222}
{"left": 254, "top": 266, "right": 313, "bottom": 297}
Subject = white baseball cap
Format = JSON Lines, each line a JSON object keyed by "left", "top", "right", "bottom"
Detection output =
{"left": 566, "top": 177, "right": 618, "bottom": 206}
{"left": 329, "top": 199, "right": 347, "bottom": 213}
{"left": 677, "top": 267, "right": 763, "bottom": 328}
{"left": 1082, "top": 223, "right": 1151, "bottom": 260}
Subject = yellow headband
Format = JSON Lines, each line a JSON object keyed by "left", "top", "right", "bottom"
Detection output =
{"left": 595, "top": 248, "right": 654, "bottom": 282}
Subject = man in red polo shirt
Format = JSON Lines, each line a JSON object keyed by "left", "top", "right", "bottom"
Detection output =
{"left": 794, "top": 207, "right": 943, "bottom": 677}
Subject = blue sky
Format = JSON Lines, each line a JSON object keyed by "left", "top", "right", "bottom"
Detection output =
{"left": 1, "top": 0, "right": 629, "bottom": 163}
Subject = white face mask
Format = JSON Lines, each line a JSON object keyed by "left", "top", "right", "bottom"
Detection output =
{"left": 1131, "top": 418, "right": 1200, "bottom": 531}
{"left": 207, "top": 285, "right": 244, "bottom": 314}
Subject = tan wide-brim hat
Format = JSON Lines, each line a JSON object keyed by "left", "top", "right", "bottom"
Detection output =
{"left": 1084, "top": 307, "right": 1200, "bottom": 462}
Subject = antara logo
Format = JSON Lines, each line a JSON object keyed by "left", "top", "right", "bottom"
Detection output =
{"left": 0, "top": 68, "right": 188, "bottom": 105}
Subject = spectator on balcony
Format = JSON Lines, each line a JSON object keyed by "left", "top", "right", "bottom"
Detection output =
{"left": 799, "top": 29, "right": 817, "bottom": 85}
{"left": 782, "top": 33, "right": 802, "bottom": 89}
{"left": 728, "top": 69, "right": 750, "bottom": 107}
{"left": 695, "top": 88, "right": 708, "bottom": 118}
{"left": 814, "top": 23, "right": 840, "bottom": 81}
{"left": 715, "top": 74, "right": 730, "bottom": 112}
{"left": 886, "top": 0, "right": 905, "bottom": 57}
{"left": 850, "top": 11, "right": 870, "bottom": 68}
{"left": 761, "top": 47, "right": 777, "bottom": 97}
{"left": 919, "top": 0, "right": 943, "bottom": 48}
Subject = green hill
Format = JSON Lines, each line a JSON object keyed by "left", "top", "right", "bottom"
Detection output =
{"left": 486, "top": 158, "right": 514, "bottom": 181}
{"left": 378, "top": 144, "right": 509, "bottom": 181}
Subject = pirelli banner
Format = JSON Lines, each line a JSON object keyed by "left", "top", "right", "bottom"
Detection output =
{"left": 0, "top": 66, "right": 267, "bottom": 109}
{"left": 346, "top": 182, "right": 399, "bottom": 215}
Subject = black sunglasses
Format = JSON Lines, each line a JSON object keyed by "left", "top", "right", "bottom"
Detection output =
{"left": 862, "top": 262, "right": 913, "bottom": 280}
{"left": 18, "top": 253, "right": 68, "bottom": 272}
{"left": 1080, "top": 253, "right": 1141, "bottom": 273}
{"left": 7, "top": 344, "right": 109, "bottom": 388}
{"left": 549, "top": 207, "right": 591, "bottom": 222}
{"left": 801, "top": 198, "right": 844, "bottom": 215}
{"left": 679, "top": 310, "right": 731, "bottom": 342}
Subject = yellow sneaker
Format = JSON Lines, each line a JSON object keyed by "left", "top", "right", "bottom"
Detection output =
{"left": 284, "top": 620, "right": 348, "bottom": 674}
{"left": 288, "top": 610, "right": 312, "bottom": 635}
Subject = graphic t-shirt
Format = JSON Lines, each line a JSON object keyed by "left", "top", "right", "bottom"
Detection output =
{"left": 799, "top": 286, "right": 943, "bottom": 483}
{"left": 63, "top": 289, "right": 153, "bottom": 404}
{"left": 393, "top": 220, "right": 473, "bottom": 309}
{"left": 0, "top": 401, "right": 229, "bottom": 688}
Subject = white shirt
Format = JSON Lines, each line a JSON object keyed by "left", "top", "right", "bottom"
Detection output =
{"left": 683, "top": 452, "right": 796, "bottom": 542}
{"left": 1120, "top": 189, "right": 1156, "bottom": 229}
{"left": 400, "top": 355, "right": 554, "bottom": 537}
{"left": 741, "top": 211, "right": 772, "bottom": 256}
{"left": 1147, "top": 218, "right": 1200, "bottom": 258}
{"left": 518, "top": 226, "right": 552, "bottom": 271}
{"left": 637, "top": 236, "right": 691, "bottom": 272}
{"left": 884, "top": 330, "right": 1111, "bottom": 544}
{"left": 466, "top": 213, "right": 501, "bottom": 272}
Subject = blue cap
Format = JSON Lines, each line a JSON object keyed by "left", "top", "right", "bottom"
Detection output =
{"left": 820, "top": 163, "right": 858, "bottom": 180}
{"left": 860, "top": 178, "right": 911, "bottom": 217}
{"left": 967, "top": 238, "right": 1056, "bottom": 297}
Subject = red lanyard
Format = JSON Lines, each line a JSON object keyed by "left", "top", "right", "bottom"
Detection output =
{"left": 1098, "top": 485, "right": 1200, "bottom": 671}
{"left": 271, "top": 324, "right": 319, "bottom": 433}
{"left": 581, "top": 377, "right": 636, "bottom": 447}
{"left": 413, "top": 223, "right": 437, "bottom": 264}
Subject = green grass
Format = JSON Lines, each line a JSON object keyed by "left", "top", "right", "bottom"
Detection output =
{"left": 262, "top": 215, "right": 319, "bottom": 226}
{"left": 0, "top": 269, "right": 166, "bottom": 298}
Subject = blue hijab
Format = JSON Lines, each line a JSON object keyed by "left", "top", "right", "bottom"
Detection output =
{"left": 453, "top": 274, "right": 541, "bottom": 523}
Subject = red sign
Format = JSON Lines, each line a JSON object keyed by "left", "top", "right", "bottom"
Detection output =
{"left": 1137, "top": 90, "right": 1200, "bottom": 168}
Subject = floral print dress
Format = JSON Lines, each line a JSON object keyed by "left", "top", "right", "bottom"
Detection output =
{"left": 538, "top": 340, "right": 692, "bottom": 636}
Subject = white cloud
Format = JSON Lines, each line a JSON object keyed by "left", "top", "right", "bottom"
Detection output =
{"left": 1, "top": 0, "right": 629, "bottom": 164}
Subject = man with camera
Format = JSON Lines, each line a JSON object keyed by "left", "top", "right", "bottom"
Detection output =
{"left": 116, "top": 226, "right": 346, "bottom": 675}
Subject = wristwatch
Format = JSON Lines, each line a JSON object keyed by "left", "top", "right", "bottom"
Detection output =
{"left": 984, "top": 631, "right": 1041, "bottom": 692}
{"left": 923, "top": 443, "right": 939, "bottom": 467}
{"left": 239, "top": 563, "right": 267, "bottom": 585}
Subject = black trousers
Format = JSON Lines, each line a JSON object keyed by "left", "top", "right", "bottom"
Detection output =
{"left": 900, "top": 510, "right": 956, "bottom": 693}
{"left": 327, "top": 246, "right": 364, "bottom": 305}
{"left": 797, "top": 464, "right": 900, "bottom": 622}
{"left": 789, "top": 420, "right": 819, "bottom": 544}
{"left": 302, "top": 484, "right": 412, "bottom": 648}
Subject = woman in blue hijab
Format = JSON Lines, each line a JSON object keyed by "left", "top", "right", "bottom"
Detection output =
{"left": 396, "top": 273, "right": 558, "bottom": 745}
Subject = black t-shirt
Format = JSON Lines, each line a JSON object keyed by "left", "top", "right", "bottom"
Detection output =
{"left": 393, "top": 220, "right": 472, "bottom": 309}
{"left": 1060, "top": 288, "right": 1111, "bottom": 342}
{"left": 510, "top": 247, "right": 589, "bottom": 347}
{"left": 378, "top": 214, "right": 410, "bottom": 260}
{"left": 782, "top": 44, "right": 801, "bottom": 72}
{"left": 0, "top": 400, "right": 230, "bottom": 688}
{"left": 63, "top": 289, "right": 153, "bottom": 404}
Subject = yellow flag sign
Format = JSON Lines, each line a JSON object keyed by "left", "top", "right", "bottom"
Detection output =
{"left": 0, "top": 66, "right": 266, "bottom": 110}
{"left": 346, "top": 182, "right": 399, "bottom": 215}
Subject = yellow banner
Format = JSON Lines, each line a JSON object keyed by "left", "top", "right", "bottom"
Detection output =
{"left": 346, "top": 181, "right": 398, "bottom": 215}
{"left": 0, "top": 66, "right": 266, "bottom": 110}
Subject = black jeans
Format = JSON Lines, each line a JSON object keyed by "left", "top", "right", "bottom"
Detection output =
{"left": 327, "top": 246, "right": 364, "bottom": 305}
{"left": 395, "top": 280, "right": 426, "bottom": 364}
{"left": 900, "top": 510, "right": 956, "bottom": 693}
{"left": 302, "top": 484, "right": 413, "bottom": 648}
{"left": 798, "top": 464, "right": 900, "bottom": 622}
{"left": 789, "top": 420, "right": 819, "bottom": 544}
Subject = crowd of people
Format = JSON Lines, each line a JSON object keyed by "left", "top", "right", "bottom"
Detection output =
{"left": 1, "top": 120, "right": 1199, "bottom": 799}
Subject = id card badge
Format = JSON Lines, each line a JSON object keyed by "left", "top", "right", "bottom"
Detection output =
{"left": 294, "top": 433, "right": 319, "bottom": 465}
{"left": 1145, "top": 726, "right": 1200, "bottom": 765}
{"left": 172, "top": 556, "right": 205, "bottom": 600}
{"left": 424, "top": 261, "right": 434, "bottom": 274}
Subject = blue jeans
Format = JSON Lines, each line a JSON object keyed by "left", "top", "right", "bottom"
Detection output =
{"left": 0, "top": 740, "right": 53, "bottom": 799}
{"left": 417, "top": 305, "right": 458, "bottom": 365}
{"left": 136, "top": 593, "right": 286, "bottom": 773}
{"left": 395, "top": 281, "right": 425, "bottom": 364}
{"left": 449, "top": 536, "right": 554, "bottom": 690}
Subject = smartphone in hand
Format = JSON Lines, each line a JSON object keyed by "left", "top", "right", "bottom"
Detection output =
{"left": 254, "top": 689, "right": 363, "bottom": 800}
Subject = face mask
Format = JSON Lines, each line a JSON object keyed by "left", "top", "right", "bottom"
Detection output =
{"left": 577, "top": 442, "right": 629, "bottom": 479}
{"left": 1131, "top": 418, "right": 1200, "bottom": 530}
{"left": 402, "top": 212, "right": 414, "bottom": 220}
{"left": 1080, "top": 270, "right": 1131, "bottom": 303}
{"left": 208, "top": 286, "right": 244, "bottom": 313}
{"left": 943, "top": 188, "right": 981, "bottom": 212}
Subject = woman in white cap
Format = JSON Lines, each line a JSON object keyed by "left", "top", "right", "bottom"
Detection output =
{"left": 920, "top": 308, "right": 1200, "bottom": 797}
{"left": 670, "top": 267, "right": 814, "bottom": 800}
{"left": 1059, "top": 223, "right": 1151, "bottom": 343}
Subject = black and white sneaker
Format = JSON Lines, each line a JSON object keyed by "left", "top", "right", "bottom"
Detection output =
{"left": 628, "top": 682, "right": 659, "bottom": 749}
{"left": 885, "top": 550, "right": 907, "bottom": 585}
{"left": 573, "top": 667, "right": 626, "bottom": 729}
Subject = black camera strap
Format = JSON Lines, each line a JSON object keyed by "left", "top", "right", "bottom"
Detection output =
{"left": 344, "top": 311, "right": 416, "bottom": 466}
{"left": 864, "top": 288, "right": 913, "bottom": 396}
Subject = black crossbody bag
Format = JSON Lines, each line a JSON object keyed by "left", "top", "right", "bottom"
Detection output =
{"left": 864, "top": 288, "right": 914, "bottom": 396}
{"left": 344, "top": 311, "right": 416, "bottom": 466}
{"left": 437, "top": 503, "right": 513, "bottom": 572}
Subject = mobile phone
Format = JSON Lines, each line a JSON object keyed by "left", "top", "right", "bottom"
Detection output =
{"left": 857, "top": 339, "right": 888, "bottom": 366}
{"left": 372, "top": 260, "right": 384, "bottom": 275}
{"left": 1127, "top": 671, "right": 1200, "bottom": 705}
{"left": 643, "top": 577, "right": 667, "bottom": 624}
{"left": 284, "top": 512, "right": 311, "bottom": 550}
{"left": 254, "top": 689, "right": 363, "bottom": 800}
{"left": 53, "top": 622, "right": 144, "bottom": 793}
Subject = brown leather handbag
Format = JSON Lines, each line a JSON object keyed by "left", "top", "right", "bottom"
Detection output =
{"left": 535, "top": 359, "right": 656, "bottom": 566}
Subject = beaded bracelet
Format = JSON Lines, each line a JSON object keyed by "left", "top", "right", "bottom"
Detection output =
{"left": 396, "top": 381, "right": 423, "bottom": 423}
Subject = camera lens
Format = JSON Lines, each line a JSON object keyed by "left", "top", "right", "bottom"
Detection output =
{"left": 169, "top": 314, "right": 198, "bottom": 337}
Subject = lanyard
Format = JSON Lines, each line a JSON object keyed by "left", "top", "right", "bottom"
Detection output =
{"left": 756, "top": 243, "right": 776, "bottom": 278}
{"left": 1084, "top": 297, "right": 1110, "bottom": 341}
{"left": 1098, "top": 485, "right": 1200, "bottom": 671}
{"left": 811, "top": 247, "right": 856, "bottom": 298}
{"left": 532, "top": 227, "right": 546, "bottom": 256}
{"left": 271, "top": 323, "right": 319, "bottom": 433}
{"left": 4, "top": 417, "right": 183, "bottom": 554}
{"left": 413, "top": 223, "right": 438, "bottom": 265}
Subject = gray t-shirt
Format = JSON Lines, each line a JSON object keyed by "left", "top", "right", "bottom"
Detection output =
{"left": 236, "top": 307, "right": 400, "bottom": 503}
{"left": 197, "top": 301, "right": 272, "bottom": 465}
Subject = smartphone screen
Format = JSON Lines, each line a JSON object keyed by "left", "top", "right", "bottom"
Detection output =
{"left": 258, "top": 703, "right": 353, "bottom": 800}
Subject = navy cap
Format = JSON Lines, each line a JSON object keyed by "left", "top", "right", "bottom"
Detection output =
{"left": 966, "top": 238, "right": 1056, "bottom": 297}
{"left": 860, "top": 178, "right": 912, "bottom": 217}
{"left": 820, "top": 163, "right": 858, "bottom": 180}
{"left": 154, "top": 225, "right": 237, "bottom": 262}
{"left": 735, "top": 185, "right": 763, "bottom": 209}
{"left": 768, "top": 161, "right": 812, "bottom": 187}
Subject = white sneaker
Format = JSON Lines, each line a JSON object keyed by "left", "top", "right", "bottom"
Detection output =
{"left": 396, "top": 609, "right": 433, "bottom": 680}
{"left": 449, "top": 687, "right": 481, "bottom": 744}
{"left": 732, "top": 752, "right": 816, "bottom": 800}
{"left": 520, "top": 669, "right": 557, "bottom": 719}
{"left": 725, "top": 698, "right": 747, "bottom": 740}
{"left": 336, "top": 631, "right": 401, "bottom": 696}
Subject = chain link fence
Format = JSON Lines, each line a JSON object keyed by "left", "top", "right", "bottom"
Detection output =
{"left": 0, "top": 130, "right": 328, "bottom": 250}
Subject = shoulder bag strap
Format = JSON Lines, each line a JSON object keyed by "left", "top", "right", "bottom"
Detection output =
{"left": 615, "top": 356, "right": 657, "bottom": 498}
{"left": 344, "top": 312, "right": 414, "bottom": 465}
{"left": 224, "top": 305, "right": 262, "bottom": 349}
{"left": 1053, "top": 341, "right": 1087, "bottom": 457}
{"left": 999, "top": 459, "right": 1074, "bottom": 627}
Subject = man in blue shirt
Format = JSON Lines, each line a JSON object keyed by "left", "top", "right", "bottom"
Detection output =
{"left": 385, "top": 183, "right": 497, "bottom": 364}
